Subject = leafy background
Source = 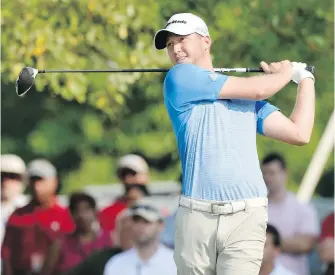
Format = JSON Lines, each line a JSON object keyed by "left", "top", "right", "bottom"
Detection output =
{"left": 1, "top": 0, "right": 333, "bottom": 195}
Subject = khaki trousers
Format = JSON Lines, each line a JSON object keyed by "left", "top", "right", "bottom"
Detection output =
{"left": 173, "top": 197, "right": 268, "bottom": 275}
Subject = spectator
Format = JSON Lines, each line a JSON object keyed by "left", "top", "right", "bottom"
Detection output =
{"left": 259, "top": 224, "right": 296, "bottom": 275}
{"left": 318, "top": 212, "right": 334, "bottom": 275}
{"left": 99, "top": 155, "right": 150, "bottom": 233}
{"left": 40, "top": 192, "right": 112, "bottom": 275}
{"left": 1, "top": 154, "right": 28, "bottom": 242}
{"left": 1, "top": 159, "right": 75, "bottom": 275}
{"left": 103, "top": 201, "right": 176, "bottom": 275}
{"left": 261, "top": 153, "right": 320, "bottom": 275}
{"left": 116, "top": 154, "right": 150, "bottom": 185}
{"left": 64, "top": 209, "right": 135, "bottom": 275}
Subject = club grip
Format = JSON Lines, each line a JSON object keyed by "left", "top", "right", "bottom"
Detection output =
{"left": 247, "top": 66, "right": 315, "bottom": 74}
{"left": 306, "top": 66, "right": 315, "bottom": 74}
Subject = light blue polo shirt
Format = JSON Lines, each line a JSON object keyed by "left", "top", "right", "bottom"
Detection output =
{"left": 164, "top": 63, "right": 279, "bottom": 202}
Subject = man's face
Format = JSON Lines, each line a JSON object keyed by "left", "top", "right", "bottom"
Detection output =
{"left": 72, "top": 201, "right": 96, "bottom": 231}
{"left": 262, "top": 233, "right": 280, "bottom": 264}
{"left": 1, "top": 173, "right": 24, "bottom": 201}
{"left": 166, "top": 33, "right": 210, "bottom": 65}
{"left": 125, "top": 187, "right": 146, "bottom": 207}
{"left": 119, "top": 168, "right": 148, "bottom": 185}
{"left": 261, "top": 161, "right": 287, "bottom": 194}
{"left": 132, "top": 216, "right": 163, "bottom": 246}
{"left": 30, "top": 176, "right": 58, "bottom": 203}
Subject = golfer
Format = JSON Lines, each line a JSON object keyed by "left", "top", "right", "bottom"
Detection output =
{"left": 154, "top": 13, "right": 315, "bottom": 275}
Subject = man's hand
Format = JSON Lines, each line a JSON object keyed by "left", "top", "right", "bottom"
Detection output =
{"left": 291, "top": 62, "right": 315, "bottom": 84}
{"left": 260, "top": 60, "right": 292, "bottom": 76}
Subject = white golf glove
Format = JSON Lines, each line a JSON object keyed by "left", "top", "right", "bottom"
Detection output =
{"left": 291, "top": 62, "right": 315, "bottom": 84}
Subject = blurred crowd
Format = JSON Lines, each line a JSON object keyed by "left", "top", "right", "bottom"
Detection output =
{"left": 0, "top": 153, "right": 333, "bottom": 275}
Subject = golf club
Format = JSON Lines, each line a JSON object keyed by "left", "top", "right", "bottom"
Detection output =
{"left": 15, "top": 65, "right": 316, "bottom": 97}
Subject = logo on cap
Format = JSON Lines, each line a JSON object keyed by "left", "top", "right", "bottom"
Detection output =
{"left": 165, "top": 20, "right": 187, "bottom": 28}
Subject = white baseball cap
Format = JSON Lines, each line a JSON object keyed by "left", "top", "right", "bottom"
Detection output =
{"left": 1, "top": 154, "right": 26, "bottom": 175}
{"left": 154, "top": 13, "right": 210, "bottom": 50}
{"left": 117, "top": 154, "right": 149, "bottom": 174}
{"left": 130, "top": 201, "right": 164, "bottom": 222}
{"left": 27, "top": 159, "right": 57, "bottom": 178}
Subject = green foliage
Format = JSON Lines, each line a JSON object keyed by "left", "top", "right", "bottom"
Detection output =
{"left": 1, "top": 0, "right": 333, "bottom": 195}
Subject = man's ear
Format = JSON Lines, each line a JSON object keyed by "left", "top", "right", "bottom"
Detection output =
{"left": 203, "top": 36, "right": 211, "bottom": 50}
{"left": 54, "top": 178, "right": 60, "bottom": 193}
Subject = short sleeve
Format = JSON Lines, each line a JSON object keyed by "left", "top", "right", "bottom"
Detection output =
{"left": 255, "top": 101, "right": 280, "bottom": 135}
{"left": 164, "top": 64, "right": 228, "bottom": 112}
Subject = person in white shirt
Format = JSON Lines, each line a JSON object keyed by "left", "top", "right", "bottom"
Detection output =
{"left": 1, "top": 154, "right": 28, "bottom": 243}
{"left": 260, "top": 224, "right": 296, "bottom": 275}
{"left": 103, "top": 201, "right": 176, "bottom": 275}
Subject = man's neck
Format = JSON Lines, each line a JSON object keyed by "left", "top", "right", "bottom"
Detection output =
{"left": 268, "top": 189, "right": 287, "bottom": 203}
{"left": 33, "top": 197, "right": 55, "bottom": 209}
{"left": 259, "top": 262, "right": 275, "bottom": 275}
{"left": 136, "top": 242, "right": 159, "bottom": 262}
{"left": 194, "top": 56, "right": 214, "bottom": 72}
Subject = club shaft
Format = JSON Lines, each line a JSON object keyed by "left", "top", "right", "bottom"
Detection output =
{"left": 38, "top": 66, "right": 315, "bottom": 74}
{"left": 38, "top": 69, "right": 169, "bottom": 73}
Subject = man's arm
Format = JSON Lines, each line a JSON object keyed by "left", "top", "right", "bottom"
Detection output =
{"left": 219, "top": 61, "right": 292, "bottom": 100}
{"left": 164, "top": 61, "right": 291, "bottom": 111}
{"left": 262, "top": 78, "right": 315, "bottom": 145}
{"left": 281, "top": 234, "right": 318, "bottom": 254}
{"left": 40, "top": 239, "right": 61, "bottom": 275}
{"left": 282, "top": 203, "right": 320, "bottom": 254}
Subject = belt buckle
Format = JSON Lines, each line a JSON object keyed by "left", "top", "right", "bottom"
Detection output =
{"left": 211, "top": 203, "right": 216, "bottom": 213}
{"left": 211, "top": 203, "right": 226, "bottom": 214}
{"left": 212, "top": 202, "right": 232, "bottom": 215}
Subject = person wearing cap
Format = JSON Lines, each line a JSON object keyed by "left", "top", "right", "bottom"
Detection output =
{"left": 1, "top": 154, "right": 28, "bottom": 243}
{"left": 154, "top": 12, "right": 315, "bottom": 275}
{"left": 103, "top": 201, "right": 177, "bottom": 275}
{"left": 99, "top": 154, "right": 150, "bottom": 234}
{"left": 116, "top": 154, "right": 150, "bottom": 185}
{"left": 1, "top": 159, "right": 75, "bottom": 275}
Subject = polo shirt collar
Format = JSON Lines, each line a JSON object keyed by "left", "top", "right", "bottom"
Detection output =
{"left": 30, "top": 196, "right": 58, "bottom": 210}
{"left": 134, "top": 244, "right": 164, "bottom": 266}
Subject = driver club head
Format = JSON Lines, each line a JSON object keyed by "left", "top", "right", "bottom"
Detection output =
{"left": 15, "top": 67, "right": 38, "bottom": 97}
